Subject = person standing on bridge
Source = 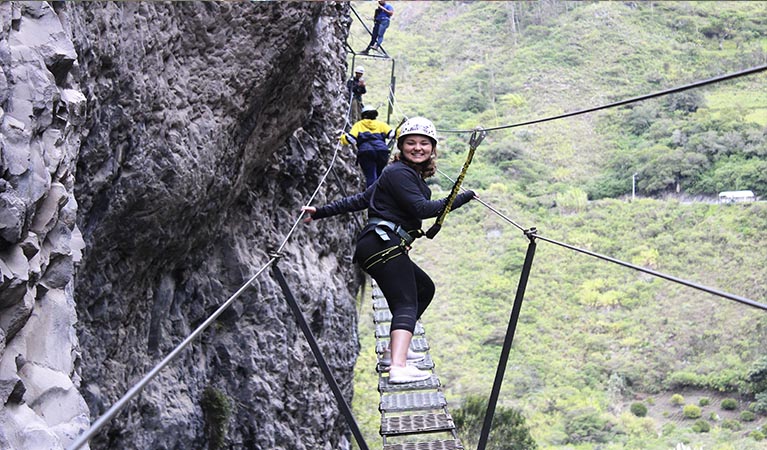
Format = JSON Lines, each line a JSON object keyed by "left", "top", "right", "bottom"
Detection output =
{"left": 346, "top": 66, "right": 367, "bottom": 122}
{"left": 342, "top": 105, "right": 395, "bottom": 188}
{"left": 361, "top": 0, "right": 394, "bottom": 55}
{"left": 302, "top": 117, "right": 476, "bottom": 383}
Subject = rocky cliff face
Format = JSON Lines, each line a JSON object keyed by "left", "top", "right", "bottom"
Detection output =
{"left": 1, "top": 2, "right": 364, "bottom": 449}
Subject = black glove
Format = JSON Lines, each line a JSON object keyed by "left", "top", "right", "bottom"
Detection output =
{"left": 448, "top": 190, "right": 475, "bottom": 211}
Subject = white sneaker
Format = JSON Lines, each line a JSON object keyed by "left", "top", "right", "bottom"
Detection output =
{"left": 388, "top": 365, "right": 431, "bottom": 384}
{"left": 379, "top": 349, "right": 425, "bottom": 367}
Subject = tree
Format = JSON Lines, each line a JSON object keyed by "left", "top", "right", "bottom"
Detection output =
{"left": 454, "top": 395, "right": 538, "bottom": 450}
{"left": 747, "top": 356, "right": 767, "bottom": 394}
{"left": 665, "top": 90, "right": 705, "bottom": 113}
{"left": 690, "top": 156, "right": 767, "bottom": 194}
{"left": 637, "top": 146, "right": 709, "bottom": 194}
{"left": 627, "top": 103, "right": 660, "bottom": 135}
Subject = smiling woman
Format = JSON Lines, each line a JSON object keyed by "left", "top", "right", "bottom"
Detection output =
{"left": 303, "top": 116, "right": 476, "bottom": 383}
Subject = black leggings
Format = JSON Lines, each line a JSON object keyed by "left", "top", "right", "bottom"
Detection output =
{"left": 355, "top": 230, "right": 435, "bottom": 333}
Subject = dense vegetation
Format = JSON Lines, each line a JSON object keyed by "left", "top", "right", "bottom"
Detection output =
{"left": 347, "top": 2, "right": 767, "bottom": 449}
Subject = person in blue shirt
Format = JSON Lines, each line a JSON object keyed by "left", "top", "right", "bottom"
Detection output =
{"left": 302, "top": 117, "right": 476, "bottom": 384}
{"left": 341, "top": 106, "right": 394, "bottom": 187}
{"left": 361, "top": 0, "right": 394, "bottom": 54}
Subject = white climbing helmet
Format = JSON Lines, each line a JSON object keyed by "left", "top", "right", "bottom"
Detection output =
{"left": 397, "top": 117, "right": 437, "bottom": 144}
{"left": 355, "top": 66, "right": 365, "bottom": 74}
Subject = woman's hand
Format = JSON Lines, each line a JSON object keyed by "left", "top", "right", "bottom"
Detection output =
{"left": 302, "top": 206, "right": 316, "bottom": 223}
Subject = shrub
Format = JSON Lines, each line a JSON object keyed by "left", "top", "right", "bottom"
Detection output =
{"left": 670, "top": 394, "right": 685, "bottom": 406}
{"left": 740, "top": 410, "right": 756, "bottom": 422}
{"left": 721, "top": 398, "right": 738, "bottom": 410}
{"left": 563, "top": 408, "right": 616, "bottom": 444}
{"left": 698, "top": 397, "right": 710, "bottom": 407}
{"left": 720, "top": 419, "right": 741, "bottom": 431}
{"left": 683, "top": 404, "right": 702, "bottom": 419}
{"left": 201, "top": 386, "right": 232, "bottom": 450}
{"left": 630, "top": 402, "right": 648, "bottom": 417}
{"left": 556, "top": 188, "right": 588, "bottom": 214}
{"left": 691, "top": 420, "right": 710, "bottom": 433}
{"left": 454, "top": 394, "right": 538, "bottom": 450}
{"left": 750, "top": 431, "right": 765, "bottom": 441}
{"left": 667, "top": 372, "right": 700, "bottom": 389}
{"left": 752, "top": 392, "right": 767, "bottom": 413}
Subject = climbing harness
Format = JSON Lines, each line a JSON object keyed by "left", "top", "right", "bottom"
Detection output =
{"left": 361, "top": 244, "right": 404, "bottom": 271}
{"left": 361, "top": 217, "right": 421, "bottom": 271}
{"left": 424, "top": 126, "right": 486, "bottom": 239}
{"left": 369, "top": 217, "right": 418, "bottom": 247}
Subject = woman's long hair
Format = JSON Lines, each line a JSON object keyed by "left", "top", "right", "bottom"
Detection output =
{"left": 393, "top": 139, "right": 437, "bottom": 179}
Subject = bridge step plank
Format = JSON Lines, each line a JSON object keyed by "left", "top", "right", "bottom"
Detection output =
{"left": 380, "top": 392, "right": 447, "bottom": 413}
{"left": 383, "top": 439, "right": 464, "bottom": 450}
{"left": 373, "top": 296, "right": 389, "bottom": 310}
{"left": 379, "top": 374, "right": 440, "bottom": 392}
{"left": 377, "top": 355, "right": 435, "bottom": 374}
{"left": 376, "top": 322, "right": 425, "bottom": 338}
{"left": 376, "top": 338, "right": 430, "bottom": 354}
{"left": 381, "top": 413, "right": 456, "bottom": 436}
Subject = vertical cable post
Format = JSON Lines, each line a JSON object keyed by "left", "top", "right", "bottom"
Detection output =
{"left": 388, "top": 59, "right": 396, "bottom": 124}
{"left": 477, "top": 228, "right": 537, "bottom": 450}
{"left": 271, "top": 258, "right": 370, "bottom": 450}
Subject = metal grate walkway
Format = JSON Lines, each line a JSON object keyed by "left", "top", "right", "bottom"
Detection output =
{"left": 371, "top": 282, "right": 464, "bottom": 450}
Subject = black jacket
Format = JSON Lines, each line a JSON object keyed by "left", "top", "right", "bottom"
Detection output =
{"left": 313, "top": 161, "right": 474, "bottom": 234}
{"left": 346, "top": 76, "right": 366, "bottom": 101}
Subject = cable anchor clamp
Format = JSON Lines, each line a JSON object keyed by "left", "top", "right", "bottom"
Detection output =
{"left": 469, "top": 126, "right": 487, "bottom": 148}
{"left": 524, "top": 227, "right": 538, "bottom": 242}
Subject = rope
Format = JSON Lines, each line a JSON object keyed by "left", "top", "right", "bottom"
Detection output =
{"left": 438, "top": 64, "right": 767, "bottom": 134}
{"left": 387, "top": 84, "right": 408, "bottom": 121}
{"left": 425, "top": 127, "right": 486, "bottom": 239}
{"left": 535, "top": 234, "right": 767, "bottom": 311}
{"left": 345, "top": 88, "right": 355, "bottom": 129}
{"left": 68, "top": 136, "right": 344, "bottom": 450}
{"left": 434, "top": 179, "right": 766, "bottom": 310}
{"left": 436, "top": 168, "right": 526, "bottom": 232}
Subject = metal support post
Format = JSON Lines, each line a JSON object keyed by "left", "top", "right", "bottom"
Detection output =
{"left": 388, "top": 59, "right": 396, "bottom": 124}
{"left": 477, "top": 228, "right": 538, "bottom": 450}
{"left": 271, "top": 262, "right": 370, "bottom": 450}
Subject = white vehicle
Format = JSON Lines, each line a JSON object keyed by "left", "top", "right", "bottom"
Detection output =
{"left": 718, "top": 190, "right": 756, "bottom": 203}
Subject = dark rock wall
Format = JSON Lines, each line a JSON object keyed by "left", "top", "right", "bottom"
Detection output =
{"left": 1, "top": 1, "right": 364, "bottom": 449}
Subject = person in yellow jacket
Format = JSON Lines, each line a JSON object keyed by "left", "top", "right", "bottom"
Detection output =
{"left": 341, "top": 106, "right": 395, "bottom": 187}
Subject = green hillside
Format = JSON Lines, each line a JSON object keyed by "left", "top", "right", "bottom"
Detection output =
{"left": 348, "top": 2, "right": 767, "bottom": 449}
{"left": 350, "top": 1, "right": 767, "bottom": 198}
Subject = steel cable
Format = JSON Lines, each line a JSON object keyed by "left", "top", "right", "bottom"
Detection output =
{"left": 439, "top": 64, "right": 767, "bottom": 134}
